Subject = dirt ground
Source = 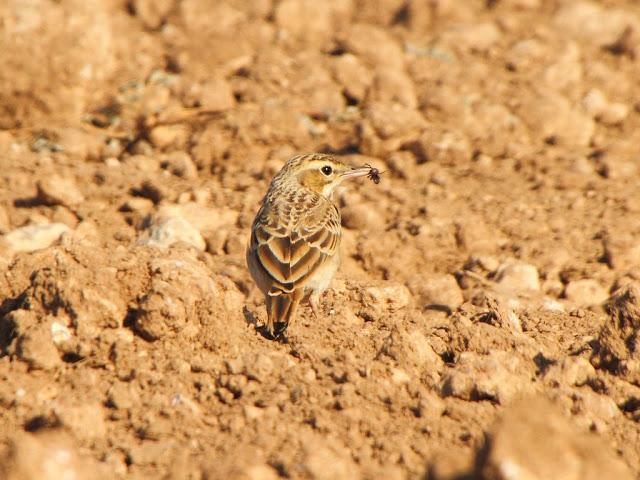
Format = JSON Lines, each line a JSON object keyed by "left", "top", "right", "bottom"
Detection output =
{"left": 1, "top": 0, "right": 640, "bottom": 478}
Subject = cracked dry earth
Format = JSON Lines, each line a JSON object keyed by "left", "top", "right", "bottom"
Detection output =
{"left": 1, "top": 0, "right": 640, "bottom": 479}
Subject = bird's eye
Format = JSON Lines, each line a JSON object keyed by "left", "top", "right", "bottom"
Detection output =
{"left": 321, "top": 165, "right": 333, "bottom": 176}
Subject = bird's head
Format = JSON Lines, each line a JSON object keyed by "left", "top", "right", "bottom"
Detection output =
{"left": 277, "top": 153, "right": 371, "bottom": 198}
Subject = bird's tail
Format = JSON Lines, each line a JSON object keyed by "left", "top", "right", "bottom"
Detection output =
{"left": 266, "top": 289, "right": 304, "bottom": 338}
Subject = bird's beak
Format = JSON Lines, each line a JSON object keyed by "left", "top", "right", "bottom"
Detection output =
{"left": 340, "top": 166, "right": 371, "bottom": 180}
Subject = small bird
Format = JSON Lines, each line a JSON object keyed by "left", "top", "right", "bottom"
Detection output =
{"left": 247, "top": 153, "right": 374, "bottom": 338}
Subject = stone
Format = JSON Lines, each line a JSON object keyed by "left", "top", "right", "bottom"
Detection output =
{"left": 131, "top": 0, "right": 173, "bottom": 30}
{"left": 544, "top": 357, "right": 595, "bottom": 387}
{"left": 302, "top": 438, "right": 358, "bottom": 480}
{"left": 3, "top": 223, "right": 70, "bottom": 253}
{"left": 338, "top": 24, "right": 405, "bottom": 70}
{"left": 160, "top": 151, "right": 198, "bottom": 179}
{"left": 592, "top": 283, "right": 640, "bottom": 385}
{"left": 495, "top": 261, "right": 540, "bottom": 292}
{"left": 520, "top": 90, "right": 594, "bottom": 146}
{"left": 11, "top": 311, "right": 61, "bottom": 371}
{"left": 36, "top": 175, "right": 84, "bottom": 207}
{"left": 478, "top": 397, "right": 633, "bottom": 480}
{"left": 149, "top": 124, "right": 189, "bottom": 150}
{"left": 380, "top": 326, "right": 443, "bottom": 373}
{"left": 368, "top": 68, "right": 417, "bottom": 109}
{"left": 360, "top": 282, "right": 413, "bottom": 313}
{"left": 183, "top": 77, "right": 236, "bottom": 111}
{"left": 275, "top": 0, "right": 353, "bottom": 47}
{"left": 582, "top": 89, "right": 630, "bottom": 125}
{"left": 553, "top": 1, "right": 634, "bottom": 47}
{"left": 441, "top": 351, "right": 535, "bottom": 404}
{"left": 439, "top": 22, "right": 501, "bottom": 52}
{"left": 54, "top": 401, "right": 107, "bottom": 441}
{"left": 542, "top": 43, "right": 582, "bottom": 92}
{"left": 137, "top": 207, "right": 206, "bottom": 251}
{"left": 408, "top": 274, "right": 463, "bottom": 312}
{"left": 0, "top": 430, "right": 108, "bottom": 480}
{"left": 330, "top": 54, "right": 372, "bottom": 104}
{"left": 564, "top": 279, "right": 609, "bottom": 306}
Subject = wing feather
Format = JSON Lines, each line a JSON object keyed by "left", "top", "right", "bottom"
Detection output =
{"left": 250, "top": 198, "right": 340, "bottom": 295}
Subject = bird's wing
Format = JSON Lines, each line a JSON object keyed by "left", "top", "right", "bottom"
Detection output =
{"left": 250, "top": 196, "right": 341, "bottom": 296}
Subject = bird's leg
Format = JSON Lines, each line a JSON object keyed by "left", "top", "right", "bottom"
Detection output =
{"left": 309, "top": 293, "right": 321, "bottom": 319}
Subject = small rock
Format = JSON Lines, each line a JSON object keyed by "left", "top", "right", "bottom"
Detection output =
{"left": 338, "top": 23, "right": 405, "bottom": 70}
{"left": 441, "top": 351, "right": 535, "bottom": 404}
{"left": 160, "top": 151, "right": 198, "bottom": 179}
{"left": 10, "top": 311, "right": 61, "bottom": 371}
{"left": 183, "top": 77, "right": 236, "bottom": 111}
{"left": 439, "top": 22, "right": 501, "bottom": 52}
{"left": 302, "top": 440, "right": 359, "bottom": 480}
{"left": 405, "top": 129, "right": 472, "bottom": 165}
{"left": 124, "top": 154, "right": 159, "bottom": 172}
{"left": 149, "top": 124, "right": 189, "bottom": 150}
{"left": 553, "top": 1, "right": 632, "bottom": 47}
{"left": 409, "top": 274, "right": 463, "bottom": 312}
{"left": 36, "top": 175, "right": 84, "bottom": 207}
{"left": 130, "top": 0, "right": 173, "bottom": 29}
{"left": 598, "top": 102, "right": 629, "bottom": 126}
{"left": 138, "top": 207, "right": 206, "bottom": 251}
{"left": 521, "top": 90, "right": 595, "bottom": 146}
{"left": 368, "top": 68, "right": 417, "bottom": 109}
{"left": 380, "top": 327, "right": 443, "bottom": 376}
{"left": 54, "top": 401, "right": 107, "bottom": 441}
{"left": 3, "top": 223, "right": 70, "bottom": 253}
{"left": 592, "top": 283, "right": 640, "bottom": 384}
{"left": 0, "top": 431, "right": 108, "bottom": 480}
{"left": 564, "top": 279, "right": 608, "bottom": 306}
{"left": 495, "top": 261, "right": 540, "bottom": 292}
{"left": 330, "top": 54, "right": 372, "bottom": 104}
{"left": 361, "top": 282, "right": 413, "bottom": 313}
{"left": 107, "top": 382, "right": 140, "bottom": 410}
{"left": 543, "top": 43, "right": 582, "bottom": 92}
{"left": 478, "top": 396, "right": 633, "bottom": 480}
{"left": 120, "top": 197, "right": 155, "bottom": 214}
{"left": 582, "top": 89, "right": 629, "bottom": 125}
{"left": 275, "top": 0, "right": 353, "bottom": 47}
{"left": 544, "top": 357, "right": 595, "bottom": 387}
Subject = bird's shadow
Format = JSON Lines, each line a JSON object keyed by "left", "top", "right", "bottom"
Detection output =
{"left": 242, "top": 306, "right": 289, "bottom": 343}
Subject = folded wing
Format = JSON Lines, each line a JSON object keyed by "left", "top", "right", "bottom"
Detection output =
{"left": 250, "top": 199, "right": 340, "bottom": 296}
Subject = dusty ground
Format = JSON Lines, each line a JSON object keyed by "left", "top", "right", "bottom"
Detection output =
{"left": 1, "top": 0, "right": 640, "bottom": 478}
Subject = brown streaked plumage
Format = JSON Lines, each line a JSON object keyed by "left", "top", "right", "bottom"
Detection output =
{"left": 246, "top": 153, "right": 374, "bottom": 338}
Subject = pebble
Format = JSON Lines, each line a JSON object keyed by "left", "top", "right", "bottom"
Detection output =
{"left": 441, "top": 351, "right": 535, "bottom": 404}
{"left": 160, "top": 151, "right": 198, "bottom": 179}
{"left": 440, "top": 22, "right": 501, "bottom": 52}
{"left": 553, "top": 1, "right": 632, "bottom": 47}
{"left": 0, "top": 431, "right": 107, "bottom": 480}
{"left": 3, "top": 223, "right": 70, "bottom": 253}
{"left": 36, "top": 174, "right": 84, "bottom": 207}
{"left": 338, "top": 24, "right": 405, "bottom": 70}
{"left": 495, "top": 261, "right": 540, "bottom": 292}
{"left": 330, "top": 54, "right": 372, "bottom": 104}
{"left": 564, "top": 279, "right": 609, "bottom": 306}
{"left": 478, "top": 396, "right": 633, "bottom": 480}
{"left": 408, "top": 274, "right": 463, "bottom": 312}
{"left": 149, "top": 124, "right": 189, "bottom": 150}
{"left": 137, "top": 208, "right": 206, "bottom": 251}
